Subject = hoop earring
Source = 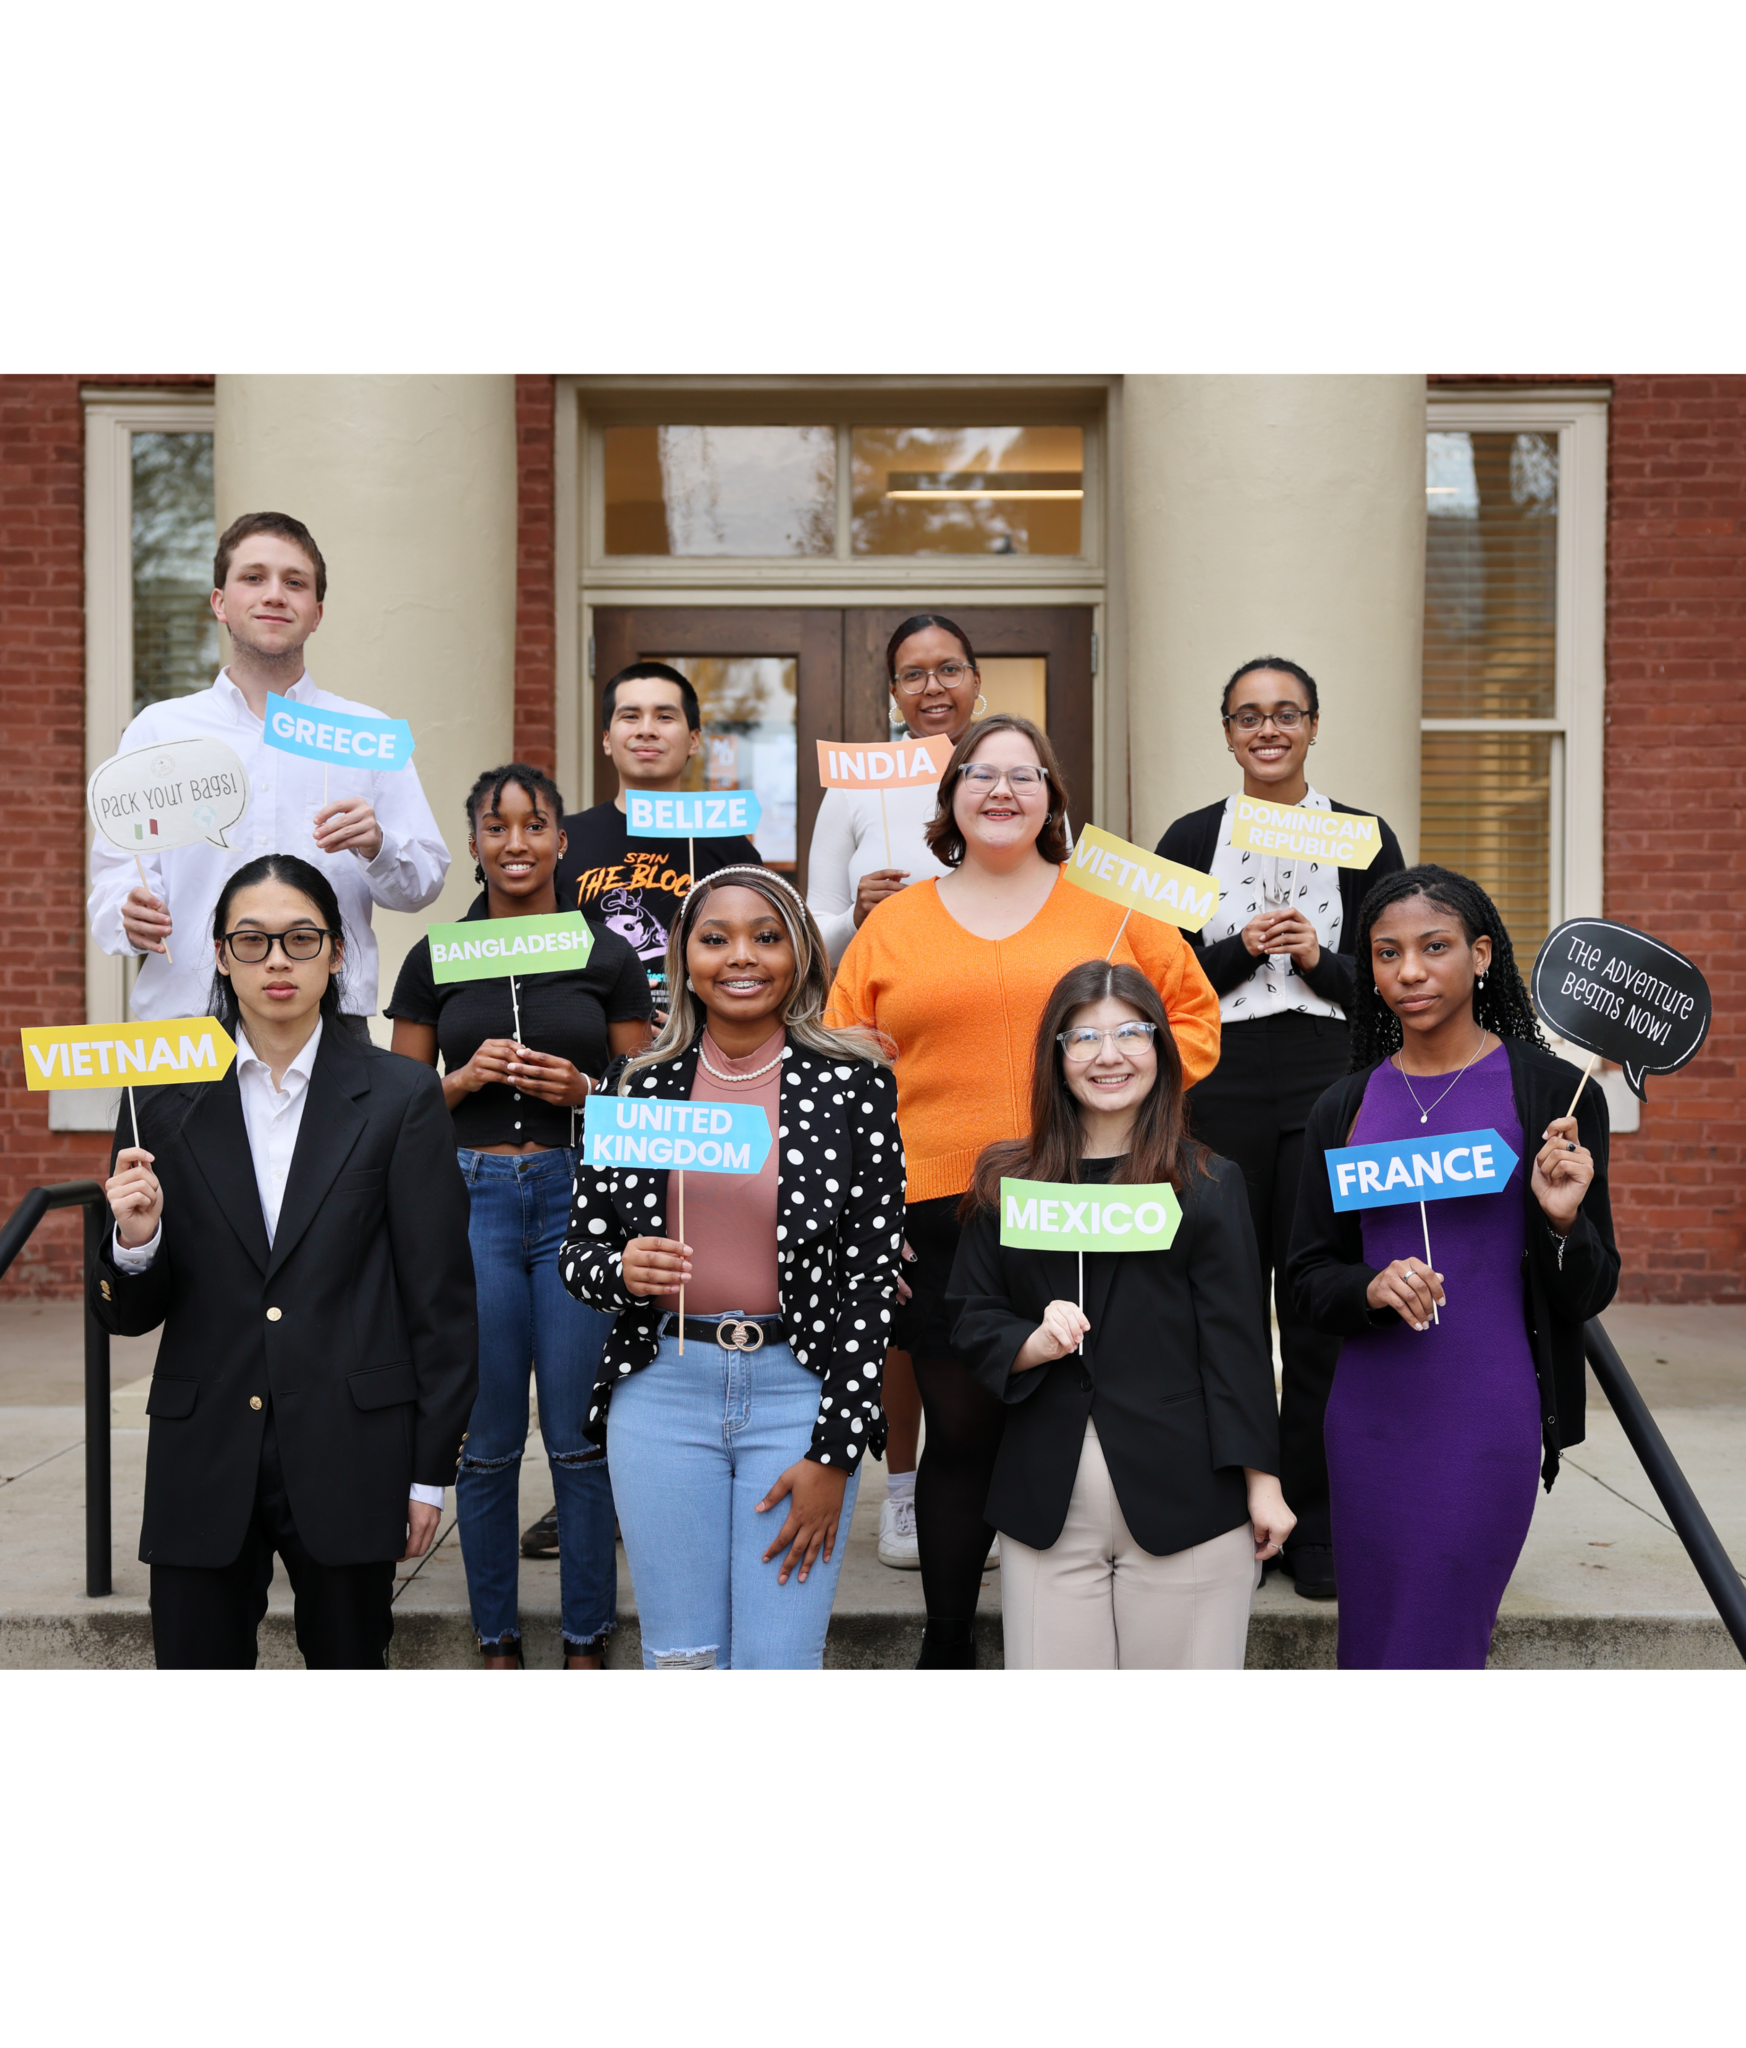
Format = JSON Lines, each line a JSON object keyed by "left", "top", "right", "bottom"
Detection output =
{"left": 973, "top": 694, "right": 988, "bottom": 718}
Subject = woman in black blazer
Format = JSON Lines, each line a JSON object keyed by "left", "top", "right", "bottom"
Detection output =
{"left": 93, "top": 853, "right": 477, "bottom": 1670}
{"left": 1286, "top": 865, "right": 1619, "bottom": 1668}
{"left": 947, "top": 961, "right": 1292, "bottom": 1669}
{"left": 1155, "top": 655, "right": 1405, "bottom": 1602}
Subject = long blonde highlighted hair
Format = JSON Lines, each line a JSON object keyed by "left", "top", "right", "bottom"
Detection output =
{"left": 618, "top": 865, "right": 887, "bottom": 1091}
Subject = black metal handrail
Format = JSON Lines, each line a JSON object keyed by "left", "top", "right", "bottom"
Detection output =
{"left": 1584, "top": 1317, "right": 1746, "bottom": 1662}
{"left": 0, "top": 1181, "right": 111, "bottom": 1597}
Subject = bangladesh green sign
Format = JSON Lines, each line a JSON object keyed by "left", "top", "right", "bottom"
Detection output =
{"left": 428, "top": 913, "right": 595, "bottom": 985}
{"left": 998, "top": 1177, "right": 1182, "bottom": 1253}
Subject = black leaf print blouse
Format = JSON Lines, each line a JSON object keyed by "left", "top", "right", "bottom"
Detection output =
{"left": 558, "top": 1039, "right": 905, "bottom": 1470}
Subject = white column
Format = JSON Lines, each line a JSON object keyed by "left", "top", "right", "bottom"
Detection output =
{"left": 214, "top": 375, "right": 517, "bottom": 1020}
{"left": 1122, "top": 375, "right": 1426, "bottom": 860}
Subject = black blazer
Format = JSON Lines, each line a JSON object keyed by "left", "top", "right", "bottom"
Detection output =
{"left": 946, "top": 1156, "right": 1280, "bottom": 1555}
{"left": 88, "top": 1025, "right": 478, "bottom": 1569}
{"left": 1286, "top": 1037, "right": 1619, "bottom": 1488}
{"left": 1157, "top": 798, "right": 1407, "bottom": 1015}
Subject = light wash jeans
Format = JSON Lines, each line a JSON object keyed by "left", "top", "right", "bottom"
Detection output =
{"left": 455, "top": 1148, "right": 616, "bottom": 1653}
{"left": 607, "top": 1329, "right": 861, "bottom": 1669}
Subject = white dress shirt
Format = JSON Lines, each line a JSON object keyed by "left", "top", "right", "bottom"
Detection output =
{"left": 806, "top": 782, "right": 953, "bottom": 970}
{"left": 88, "top": 669, "right": 450, "bottom": 1019}
{"left": 112, "top": 1017, "right": 443, "bottom": 1508}
{"left": 1202, "top": 787, "right": 1347, "bottom": 1024}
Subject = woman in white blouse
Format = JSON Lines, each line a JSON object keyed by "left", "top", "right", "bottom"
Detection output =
{"left": 805, "top": 612, "right": 986, "bottom": 1569}
{"left": 1154, "top": 657, "right": 1404, "bottom": 1604}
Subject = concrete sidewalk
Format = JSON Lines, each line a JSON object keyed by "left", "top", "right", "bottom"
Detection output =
{"left": 2, "top": 1301, "right": 1741, "bottom": 1668}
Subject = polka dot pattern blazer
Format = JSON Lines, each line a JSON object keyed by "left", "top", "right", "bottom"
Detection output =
{"left": 559, "top": 1040, "right": 904, "bottom": 1471}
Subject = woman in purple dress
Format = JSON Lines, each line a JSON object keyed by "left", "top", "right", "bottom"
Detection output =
{"left": 1288, "top": 866, "right": 1619, "bottom": 1669}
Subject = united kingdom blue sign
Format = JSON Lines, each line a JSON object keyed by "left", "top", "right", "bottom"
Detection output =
{"left": 625, "top": 789, "right": 762, "bottom": 838}
{"left": 582, "top": 1095, "right": 772, "bottom": 1174}
{"left": 1325, "top": 1128, "right": 1520, "bottom": 1212}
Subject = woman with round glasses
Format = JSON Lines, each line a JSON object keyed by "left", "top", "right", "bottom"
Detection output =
{"left": 1155, "top": 656, "right": 1404, "bottom": 1604}
{"left": 947, "top": 960, "right": 1290, "bottom": 1667}
{"left": 92, "top": 853, "right": 476, "bottom": 1668}
{"left": 805, "top": 612, "right": 986, "bottom": 1569}
{"left": 828, "top": 714, "right": 1222, "bottom": 1666}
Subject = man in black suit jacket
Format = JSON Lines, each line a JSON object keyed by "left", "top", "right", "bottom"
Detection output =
{"left": 91, "top": 1023, "right": 477, "bottom": 1669}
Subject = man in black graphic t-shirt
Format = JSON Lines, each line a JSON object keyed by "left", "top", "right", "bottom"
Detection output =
{"left": 553, "top": 663, "right": 761, "bottom": 1014}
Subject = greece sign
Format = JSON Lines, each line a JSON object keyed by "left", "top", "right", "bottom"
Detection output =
{"left": 87, "top": 739, "right": 251, "bottom": 853}
{"left": 20, "top": 1018, "right": 238, "bottom": 1091}
{"left": 1325, "top": 1128, "right": 1520, "bottom": 1212}
{"left": 1229, "top": 798, "right": 1383, "bottom": 869}
{"left": 428, "top": 914, "right": 595, "bottom": 985}
{"left": 625, "top": 790, "right": 762, "bottom": 837}
{"left": 582, "top": 1096, "right": 773, "bottom": 1174}
{"left": 263, "top": 693, "right": 416, "bottom": 769}
{"left": 1064, "top": 824, "right": 1221, "bottom": 934}
{"left": 998, "top": 1177, "right": 1182, "bottom": 1252}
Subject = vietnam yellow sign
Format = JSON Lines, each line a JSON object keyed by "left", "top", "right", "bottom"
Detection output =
{"left": 20, "top": 1018, "right": 238, "bottom": 1091}
{"left": 1229, "top": 797, "right": 1382, "bottom": 870}
{"left": 1064, "top": 824, "right": 1220, "bottom": 933}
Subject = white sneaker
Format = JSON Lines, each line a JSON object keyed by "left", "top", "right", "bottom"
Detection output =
{"left": 878, "top": 1491, "right": 921, "bottom": 1569}
{"left": 985, "top": 1534, "right": 1001, "bottom": 1570}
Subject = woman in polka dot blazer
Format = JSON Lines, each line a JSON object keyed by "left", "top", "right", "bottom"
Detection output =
{"left": 559, "top": 866, "right": 905, "bottom": 1669}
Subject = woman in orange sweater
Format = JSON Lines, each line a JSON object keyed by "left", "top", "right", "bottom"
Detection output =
{"left": 826, "top": 714, "right": 1220, "bottom": 1665}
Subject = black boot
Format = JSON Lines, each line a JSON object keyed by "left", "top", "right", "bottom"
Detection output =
{"left": 916, "top": 1618, "right": 977, "bottom": 1669}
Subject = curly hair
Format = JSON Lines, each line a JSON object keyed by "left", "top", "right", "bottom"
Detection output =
{"left": 1348, "top": 863, "right": 1547, "bottom": 1070}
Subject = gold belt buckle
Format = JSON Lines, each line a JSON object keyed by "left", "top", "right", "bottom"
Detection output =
{"left": 715, "top": 1316, "right": 766, "bottom": 1353}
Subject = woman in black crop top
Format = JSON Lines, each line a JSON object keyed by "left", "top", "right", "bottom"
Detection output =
{"left": 388, "top": 764, "right": 651, "bottom": 1667}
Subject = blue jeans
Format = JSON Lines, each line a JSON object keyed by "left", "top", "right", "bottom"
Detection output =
{"left": 455, "top": 1148, "right": 616, "bottom": 1653}
{"left": 607, "top": 1330, "right": 861, "bottom": 1669}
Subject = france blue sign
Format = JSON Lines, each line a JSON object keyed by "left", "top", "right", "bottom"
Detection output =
{"left": 264, "top": 693, "right": 417, "bottom": 770}
{"left": 1326, "top": 1127, "right": 1520, "bottom": 1212}
{"left": 582, "top": 1094, "right": 772, "bottom": 1175}
{"left": 626, "top": 789, "right": 762, "bottom": 838}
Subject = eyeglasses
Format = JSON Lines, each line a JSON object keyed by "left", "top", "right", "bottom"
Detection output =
{"left": 959, "top": 764, "right": 1047, "bottom": 793}
{"left": 1223, "top": 706, "right": 1309, "bottom": 731}
{"left": 1057, "top": 1022, "right": 1159, "bottom": 1061}
{"left": 220, "top": 926, "right": 337, "bottom": 963}
{"left": 893, "top": 660, "right": 977, "bottom": 695}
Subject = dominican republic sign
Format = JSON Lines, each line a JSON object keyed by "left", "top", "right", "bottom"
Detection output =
{"left": 1325, "top": 1128, "right": 1520, "bottom": 1212}
{"left": 87, "top": 739, "right": 251, "bottom": 853}
{"left": 582, "top": 1096, "right": 772, "bottom": 1174}
{"left": 1531, "top": 918, "right": 1711, "bottom": 1101}
{"left": 1229, "top": 798, "right": 1383, "bottom": 870}
{"left": 1064, "top": 824, "right": 1221, "bottom": 934}
{"left": 264, "top": 693, "right": 416, "bottom": 769}
{"left": 626, "top": 790, "right": 762, "bottom": 838}
{"left": 998, "top": 1177, "right": 1182, "bottom": 1252}
{"left": 816, "top": 736, "right": 953, "bottom": 789}
{"left": 20, "top": 1018, "right": 237, "bottom": 1091}
{"left": 428, "top": 914, "right": 595, "bottom": 985}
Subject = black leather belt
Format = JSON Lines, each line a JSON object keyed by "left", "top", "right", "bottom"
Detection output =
{"left": 660, "top": 1312, "right": 787, "bottom": 1352}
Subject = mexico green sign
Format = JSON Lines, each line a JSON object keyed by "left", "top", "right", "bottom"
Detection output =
{"left": 428, "top": 913, "right": 595, "bottom": 984}
{"left": 999, "top": 1177, "right": 1182, "bottom": 1253}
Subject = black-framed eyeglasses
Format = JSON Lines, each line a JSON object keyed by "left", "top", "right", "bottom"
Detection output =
{"left": 1057, "top": 1021, "right": 1158, "bottom": 1062}
{"left": 1223, "top": 705, "right": 1309, "bottom": 731}
{"left": 894, "top": 660, "right": 978, "bottom": 695}
{"left": 220, "top": 926, "right": 338, "bottom": 964}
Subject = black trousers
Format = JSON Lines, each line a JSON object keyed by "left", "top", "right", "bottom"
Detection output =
{"left": 1186, "top": 1011, "right": 1351, "bottom": 1554}
{"left": 148, "top": 1412, "right": 397, "bottom": 1670}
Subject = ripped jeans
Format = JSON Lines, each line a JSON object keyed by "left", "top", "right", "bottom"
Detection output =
{"left": 607, "top": 1331, "right": 860, "bottom": 1669}
{"left": 455, "top": 1148, "right": 616, "bottom": 1653}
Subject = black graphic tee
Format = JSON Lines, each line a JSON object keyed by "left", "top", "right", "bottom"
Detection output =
{"left": 554, "top": 800, "right": 763, "bottom": 1006}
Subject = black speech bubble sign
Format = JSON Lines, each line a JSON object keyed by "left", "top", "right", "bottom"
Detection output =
{"left": 1530, "top": 918, "right": 1711, "bottom": 1101}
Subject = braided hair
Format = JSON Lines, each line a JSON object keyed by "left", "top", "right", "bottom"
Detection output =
{"left": 1348, "top": 864, "right": 1547, "bottom": 1070}
{"left": 465, "top": 763, "right": 565, "bottom": 883}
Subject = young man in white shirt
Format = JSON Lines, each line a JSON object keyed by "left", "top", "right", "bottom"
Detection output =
{"left": 87, "top": 511, "right": 450, "bottom": 1024}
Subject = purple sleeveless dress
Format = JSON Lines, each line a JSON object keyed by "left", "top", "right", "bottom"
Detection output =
{"left": 1324, "top": 1045, "right": 1541, "bottom": 1669}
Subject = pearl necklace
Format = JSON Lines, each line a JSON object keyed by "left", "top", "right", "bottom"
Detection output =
{"left": 698, "top": 1037, "right": 785, "bottom": 1084}
{"left": 1394, "top": 1031, "right": 1491, "bottom": 1125}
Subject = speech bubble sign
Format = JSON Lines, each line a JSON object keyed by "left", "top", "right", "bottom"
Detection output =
{"left": 625, "top": 790, "right": 763, "bottom": 838}
{"left": 87, "top": 739, "right": 251, "bottom": 853}
{"left": 428, "top": 914, "right": 595, "bottom": 986}
{"left": 20, "top": 1017, "right": 238, "bottom": 1091}
{"left": 1230, "top": 796, "right": 1383, "bottom": 870}
{"left": 582, "top": 1095, "right": 772, "bottom": 1175}
{"left": 1530, "top": 918, "right": 1712, "bottom": 1101}
{"left": 263, "top": 693, "right": 416, "bottom": 770}
{"left": 998, "top": 1176, "right": 1182, "bottom": 1252}
{"left": 816, "top": 736, "right": 953, "bottom": 789}
{"left": 1324, "top": 1127, "right": 1520, "bottom": 1212}
{"left": 1063, "top": 823, "right": 1221, "bottom": 933}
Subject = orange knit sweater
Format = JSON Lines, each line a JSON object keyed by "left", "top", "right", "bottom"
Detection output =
{"left": 824, "top": 870, "right": 1221, "bottom": 1205}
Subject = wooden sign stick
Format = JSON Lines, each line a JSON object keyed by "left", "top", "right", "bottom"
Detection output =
{"left": 128, "top": 1086, "right": 140, "bottom": 1150}
{"left": 509, "top": 974, "right": 522, "bottom": 1047}
{"left": 1420, "top": 1201, "right": 1440, "bottom": 1326}
{"left": 1105, "top": 907, "right": 1133, "bottom": 962}
{"left": 676, "top": 1169, "right": 686, "bottom": 1355}
{"left": 1566, "top": 1050, "right": 1600, "bottom": 1120}
{"left": 134, "top": 853, "right": 172, "bottom": 965}
{"left": 688, "top": 835, "right": 695, "bottom": 894}
{"left": 879, "top": 789, "right": 892, "bottom": 868}
{"left": 1078, "top": 1248, "right": 1085, "bottom": 1355}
